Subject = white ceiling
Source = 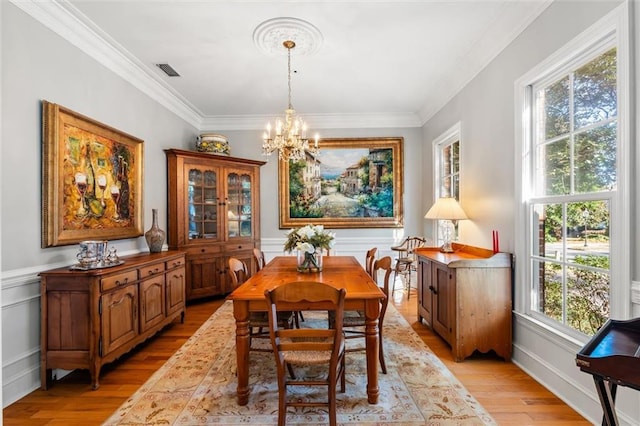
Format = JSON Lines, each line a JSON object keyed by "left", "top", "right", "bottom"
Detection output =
{"left": 23, "top": 1, "right": 553, "bottom": 129}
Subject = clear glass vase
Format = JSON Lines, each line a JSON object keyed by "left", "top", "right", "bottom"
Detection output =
{"left": 296, "top": 249, "right": 323, "bottom": 273}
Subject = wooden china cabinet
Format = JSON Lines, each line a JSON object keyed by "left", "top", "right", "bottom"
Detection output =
{"left": 165, "top": 149, "right": 265, "bottom": 300}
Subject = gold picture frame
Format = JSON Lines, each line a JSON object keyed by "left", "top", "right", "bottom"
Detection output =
{"left": 278, "top": 137, "right": 404, "bottom": 229}
{"left": 42, "top": 101, "right": 144, "bottom": 247}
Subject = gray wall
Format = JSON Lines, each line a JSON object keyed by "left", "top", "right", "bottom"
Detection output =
{"left": 422, "top": 0, "right": 639, "bottom": 424}
{"left": 0, "top": 3, "right": 200, "bottom": 405}
{"left": 0, "top": 2, "right": 423, "bottom": 406}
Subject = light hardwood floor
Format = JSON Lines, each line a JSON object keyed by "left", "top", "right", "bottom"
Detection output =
{"left": 3, "top": 285, "right": 591, "bottom": 425}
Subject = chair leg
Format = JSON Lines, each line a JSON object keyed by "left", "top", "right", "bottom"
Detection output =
{"left": 392, "top": 268, "right": 399, "bottom": 297}
{"left": 406, "top": 270, "right": 411, "bottom": 300}
{"left": 329, "top": 373, "right": 338, "bottom": 426}
{"left": 286, "top": 363, "right": 296, "bottom": 379}
{"left": 278, "top": 396, "right": 286, "bottom": 426}
{"left": 340, "top": 356, "right": 346, "bottom": 392}
{"left": 379, "top": 331, "right": 387, "bottom": 374}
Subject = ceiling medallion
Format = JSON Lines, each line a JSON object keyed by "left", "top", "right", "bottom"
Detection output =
{"left": 253, "top": 17, "right": 323, "bottom": 56}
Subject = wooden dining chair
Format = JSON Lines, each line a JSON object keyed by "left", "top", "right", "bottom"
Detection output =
{"left": 228, "top": 257, "right": 294, "bottom": 352}
{"left": 253, "top": 248, "right": 266, "bottom": 271}
{"left": 365, "top": 247, "right": 378, "bottom": 278}
{"left": 329, "top": 254, "right": 392, "bottom": 374}
{"left": 391, "top": 236, "right": 426, "bottom": 299}
{"left": 228, "top": 257, "right": 249, "bottom": 289}
{"left": 264, "top": 281, "right": 347, "bottom": 426}
{"left": 254, "top": 247, "right": 306, "bottom": 327}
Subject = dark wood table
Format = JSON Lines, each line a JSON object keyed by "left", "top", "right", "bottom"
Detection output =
{"left": 576, "top": 317, "right": 640, "bottom": 425}
{"left": 227, "top": 255, "right": 385, "bottom": 405}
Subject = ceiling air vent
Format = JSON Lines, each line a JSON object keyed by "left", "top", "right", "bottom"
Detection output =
{"left": 156, "top": 63, "right": 180, "bottom": 77}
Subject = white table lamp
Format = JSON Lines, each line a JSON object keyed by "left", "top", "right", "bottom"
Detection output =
{"left": 424, "top": 197, "right": 468, "bottom": 253}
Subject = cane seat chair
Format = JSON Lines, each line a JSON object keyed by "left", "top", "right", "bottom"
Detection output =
{"left": 264, "top": 281, "right": 347, "bottom": 426}
{"left": 227, "top": 257, "right": 294, "bottom": 351}
{"left": 391, "top": 236, "right": 426, "bottom": 299}
{"left": 330, "top": 255, "right": 392, "bottom": 374}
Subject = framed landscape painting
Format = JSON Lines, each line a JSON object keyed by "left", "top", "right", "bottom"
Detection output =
{"left": 278, "top": 137, "right": 404, "bottom": 229}
{"left": 41, "top": 101, "right": 144, "bottom": 247}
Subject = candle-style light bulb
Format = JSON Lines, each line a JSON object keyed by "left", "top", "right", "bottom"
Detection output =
{"left": 314, "top": 134, "right": 319, "bottom": 148}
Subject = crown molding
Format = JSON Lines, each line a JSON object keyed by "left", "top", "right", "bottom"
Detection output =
{"left": 11, "top": 0, "right": 203, "bottom": 129}
{"left": 201, "top": 112, "right": 422, "bottom": 131}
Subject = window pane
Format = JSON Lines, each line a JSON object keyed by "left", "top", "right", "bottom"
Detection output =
{"left": 574, "top": 48, "right": 617, "bottom": 129}
{"left": 539, "top": 77, "right": 570, "bottom": 140}
{"left": 575, "top": 122, "right": 617, "bottom": 193}
{"left": 439, "top": 176, "right": 452, "bottom": 198}
{"left": 532, "top": 202, "right": 563, "bottom": 259}
{"left": 567, "top": 265, "right": 609, "bottom": 335}
{"left": 442, "top": 144, "right": 453, "bottom": 176}
{"left": 451, "top": 141, "right": 460, "bottom": 174}
{"left": 538, "top": 138, "right": 570, "bottom": 195}
{"left": 566, "top": 201, "right": 610, "bottom": 264}
{"left": 532, "top": 259, "right": 564, "bottom": 320}
{"left": 451, "top": 175, "right": 459, "bottom": 200}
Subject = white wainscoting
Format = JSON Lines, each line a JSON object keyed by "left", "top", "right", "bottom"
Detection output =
{"left": 2, "top": 268, "right": 47, "bottom": 407}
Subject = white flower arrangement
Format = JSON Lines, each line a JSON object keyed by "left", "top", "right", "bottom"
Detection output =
{"left": 283, "top": 224, "right": 335, "bottom": 254}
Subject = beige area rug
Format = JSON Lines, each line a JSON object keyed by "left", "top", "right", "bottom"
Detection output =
{"left": 103, "top": 300, "right": 495, "bottom": 425}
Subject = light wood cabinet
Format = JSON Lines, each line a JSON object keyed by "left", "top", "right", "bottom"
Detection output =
{"left": 39, "top": 251, "right": 186, "bottom": 390}
{"left": 165, "top": 149, "right": 265, "bottom": 300}
{"left": 416, "top": 243, "right": 512, "bottom": 362}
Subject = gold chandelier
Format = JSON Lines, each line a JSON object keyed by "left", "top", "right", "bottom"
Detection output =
{"left": 262, "top": 40, "right": 319, "bottom": 161}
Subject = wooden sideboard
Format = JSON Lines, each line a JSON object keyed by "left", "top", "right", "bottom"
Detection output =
{"left": 39, "top": 251, "right": 186, "bottom": 390}
{"left": 415, "top": 243, "right": 512, "bottom": 362}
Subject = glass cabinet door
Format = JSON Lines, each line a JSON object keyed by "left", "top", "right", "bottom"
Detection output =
{"left": 187, "top": 167, "right": 218, "bottom": 240}
{"left": 226, "top": 171, "right": 253, "bottom": 239}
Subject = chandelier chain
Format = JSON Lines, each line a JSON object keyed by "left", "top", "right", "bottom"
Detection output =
{"left": 287, "top": 45, "right": 293, "bottom": 110}
{"left": 262, "top": 39, "right": 319, "bottom": 162}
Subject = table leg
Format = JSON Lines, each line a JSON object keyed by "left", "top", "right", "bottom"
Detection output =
{"left": 233, "top": 301, "right": 251, "bottom": 406}
{"left": 593, "top": 376, "right": 618, "bottom": 426}
{"left": 364, "top": 299, "right": 380, "bottom": 404}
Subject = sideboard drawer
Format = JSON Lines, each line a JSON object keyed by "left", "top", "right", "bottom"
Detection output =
{"left": 166, "top": 257, "right": 185, "bottom": 270}
{"left": 101, "top": 270, "right": 138, "bottom": 292}
{"left": 138, "top": 261, "right": 166, "bottom": 279}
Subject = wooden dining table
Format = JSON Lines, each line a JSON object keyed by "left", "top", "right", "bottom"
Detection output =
{"left": 227, "top": 255, "right": 386, "bottom": 405}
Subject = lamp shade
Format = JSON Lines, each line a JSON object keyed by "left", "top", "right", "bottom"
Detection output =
{"left": 424, "top": 197, "right": 468, "bottom": 220}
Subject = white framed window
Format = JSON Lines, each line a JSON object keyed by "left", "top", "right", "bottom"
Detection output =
{"left": 432, "top": 122, "right": 461, "bottom": 245}
{"left": 515, "top": 4, "right": 630, "bottom": 338}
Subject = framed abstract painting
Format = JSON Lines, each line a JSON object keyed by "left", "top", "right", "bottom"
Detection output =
{"left": 41, "top": 101, "right": 144, "bottom": 247}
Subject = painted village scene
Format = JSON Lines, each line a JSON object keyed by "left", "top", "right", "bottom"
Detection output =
{"left": 288, "top": 147, "right": 394, "bottom": 219}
